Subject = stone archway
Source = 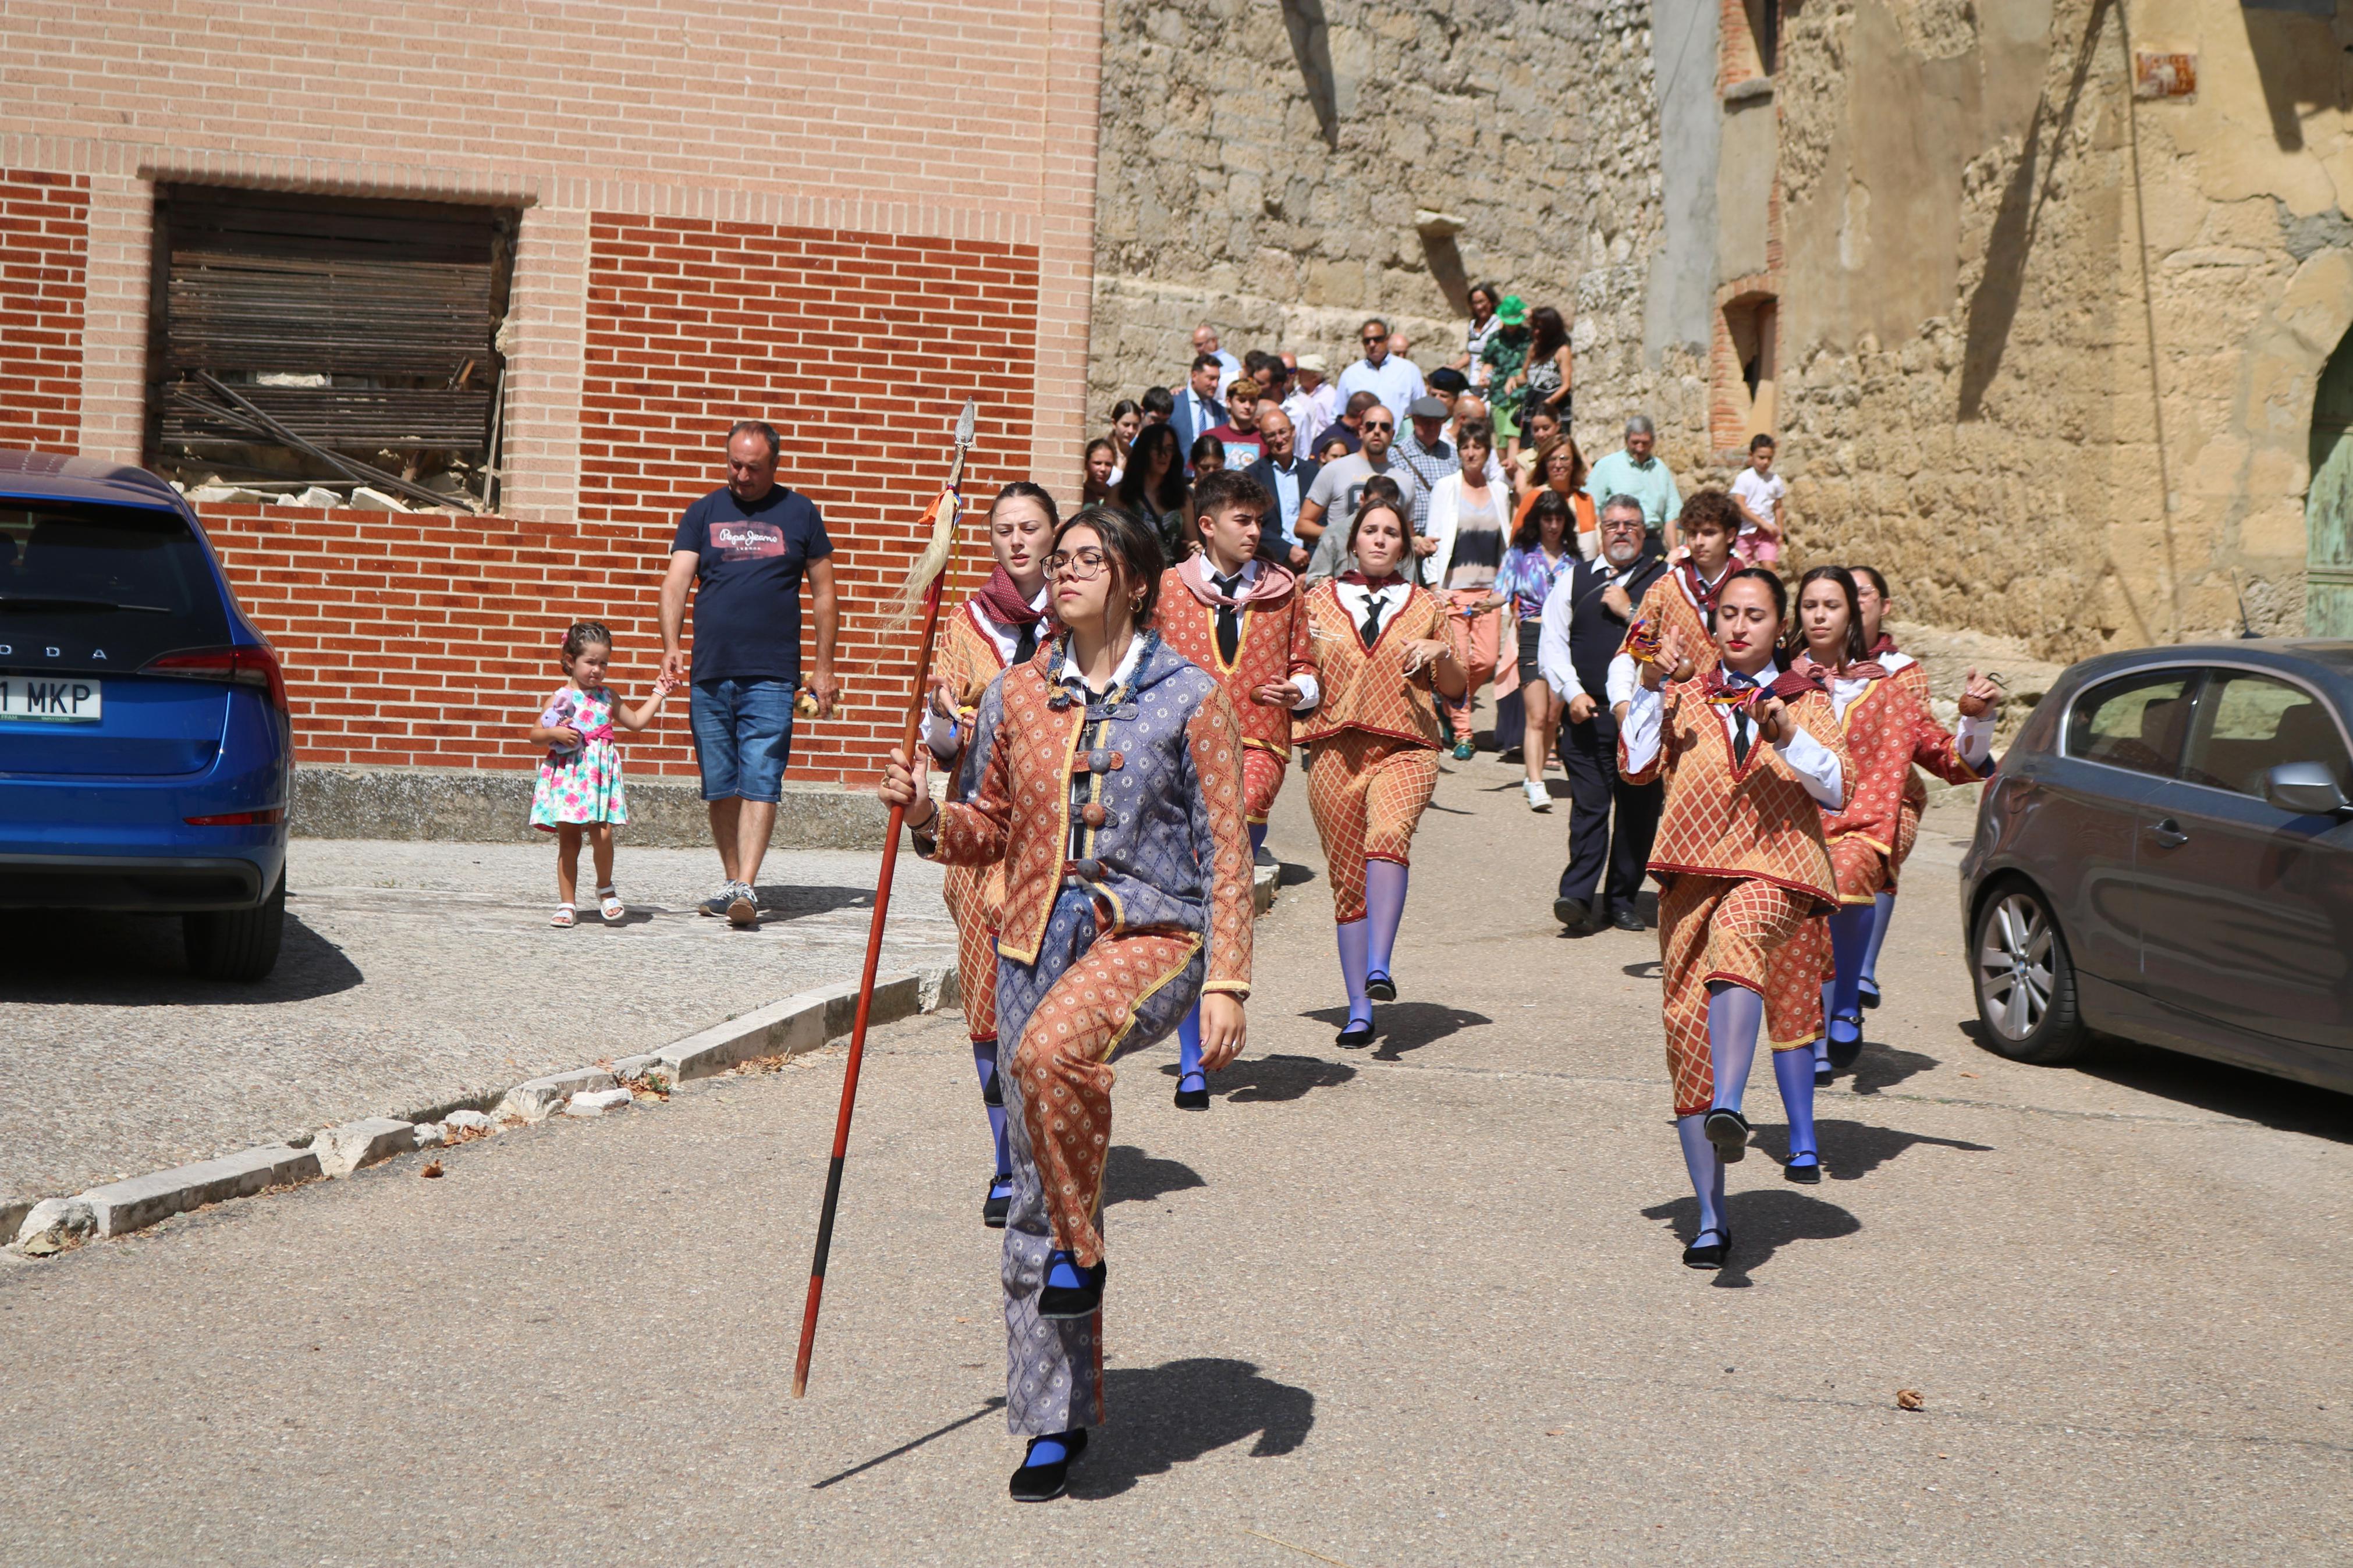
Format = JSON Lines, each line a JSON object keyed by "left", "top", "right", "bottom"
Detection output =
{"left": 2309, "top": 321, "right": 2353, "bottom": 636}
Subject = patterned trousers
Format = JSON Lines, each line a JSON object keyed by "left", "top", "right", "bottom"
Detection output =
{"left": 1243, "top": 745, "right": 1288, "bottom": 826}
{"left": 1307, "top": 731, "right": 1439, "bottom": 925}
{"left": 1656, "top": 873, "right": 1820, "bottom": 1115}
{"left": 1829, "top": 835, "right": 1892, "bottom": 905}
{"left": 941, "top": 861, "right": 1006, "bottom": 1043}
{"left": 995, "top": 887, "right": 1204, "bottom": 1436}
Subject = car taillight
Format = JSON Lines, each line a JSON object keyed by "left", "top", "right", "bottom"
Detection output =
{"left": 143, "top": 644, "right": 289, "bottom": 713}
{"left": 185, "top": 808, "right": 285, "bottom": 826}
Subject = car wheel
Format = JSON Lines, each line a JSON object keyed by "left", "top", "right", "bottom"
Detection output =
{"left": 184, "top": 871, "right": 286, "bottom": 982}
{"left": 1971, "top": 881, "right": 2086, "bottom": 1064}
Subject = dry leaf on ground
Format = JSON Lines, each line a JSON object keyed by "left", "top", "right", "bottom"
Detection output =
{"left": 1896, "top": 1388, "right": 1924, "bottom": 1411}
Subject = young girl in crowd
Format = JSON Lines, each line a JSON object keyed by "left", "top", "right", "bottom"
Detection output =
{"left": 528, "top": 621, "right": 676, "bottom": 927}
{"left": 1500, "top": 489, "right": 1580, "bottom": 810}
{"left": 924, "top": 482, "right": 1058, "bottom": 1226}
{"left": 1082, "top": 438, "right": 1118, "bottom": 506}
{"left": 1620, "top": 570, "right": 1851, "bottom": 1268}
{"left": 1729, "top": 434, "right": 1787, "bottom": 567}
{"left": 881, "top": 504, "right": 1254, "bottom": 1503}
{"left": 1155, "top": 470, "right": 1321, "bottom": 1108}
{"left": 1298, "top": 495, "right": 1466, "bottom": 1046}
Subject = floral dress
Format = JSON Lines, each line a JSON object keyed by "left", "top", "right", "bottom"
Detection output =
{"left": 530, "top": 684, "right": 630, "bottom": 830}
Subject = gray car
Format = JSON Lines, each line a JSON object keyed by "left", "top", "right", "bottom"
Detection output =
{"left": 1958, "top": 639, "right": 2353, "bottom": 1093}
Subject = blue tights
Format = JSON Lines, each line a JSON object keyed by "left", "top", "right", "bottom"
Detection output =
{"left": 1859, "top": 890, "right": 1896, "bottom": 990}
{"left": 974, "top": 1040, "right": 1010, "bottom": 1181}
{"left": 1827, "top": 903, "right": 1879, "bottom": 1021}
{"left": 1774, "top": 1046, "right": 1818, "bottom": 1166}
{"left": 1676, "top": 1115, "right": 1728, "bottom": 1243}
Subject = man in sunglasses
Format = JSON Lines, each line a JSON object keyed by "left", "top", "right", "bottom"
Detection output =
{"left": 1336, "top": 315, "right": 1426, "bottom": 421}
{"left": 1295, "top": 403, "right": 1425, "bottom": 580}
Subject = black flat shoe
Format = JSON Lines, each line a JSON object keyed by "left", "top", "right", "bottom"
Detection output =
{"left": 1173, "top": 1073, "right": 1209, "bottom": 1111}
{"left": 982, "top": 1174, "right": 1013, "bottom": 1228}
{"left": 1784, "top": 1155, "right": 1822, "bottom": 1185}
{"left": 1553, "top": 895, "right": 1593, "bottom": 933}
{"left": 1009, "top": 1427, "right": 1088, "bottom": 1502}
{"left": 1702, "top": 1107, "right": 1751, "bottom": 1162}
{"left": 1681, "top": 1225, "right": 1732, "bottom": 1270}
{"left": 1814, "top": 1062, "right": 1835, "bottom": 1089}
{"left": 1610, "top": 908, "right": 1646, "bottom": 933}
{"left": 1365, "top": 971, "right": 1397, "bottom": 1003}
{"left": 1826, "top": 1012, "right": 1865, "bottom": 1071}
{"left": 1335, "top": 1019, "right": 1376, "bottom": 1048}
{"left": 1037, "top": 1258, "right": 1106, "bottom": 1320}
{"left": 1859, "top": 977, "right": 1883, "bottom": 1010}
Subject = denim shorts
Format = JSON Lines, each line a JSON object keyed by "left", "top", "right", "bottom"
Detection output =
{"left": 690, "top": 678, "right": 796, "bottom": 803}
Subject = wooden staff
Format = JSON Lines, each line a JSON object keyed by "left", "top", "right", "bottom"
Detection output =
{"left": 793, "top": 396, "right": 978, "bottom": 1399}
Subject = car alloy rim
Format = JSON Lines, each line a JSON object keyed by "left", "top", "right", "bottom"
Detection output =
{"left": 1977, "top": 893, "right": 2054, "bottom": 1040}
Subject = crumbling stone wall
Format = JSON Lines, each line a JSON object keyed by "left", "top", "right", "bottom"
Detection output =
{"left": 1089, "top": 0, "right": 1705, "bottom": 443}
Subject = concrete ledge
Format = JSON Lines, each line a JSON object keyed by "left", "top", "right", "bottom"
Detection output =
{"left": 312, "top": 1118, "right": 419, "bottom": 1177}
{"left": 655, "top": 969, "right": 931, "bottom": 1083}
{"left": 292, "top": 765, "right": 889, "bottom": 850}
{"left": 500, "top": 1068, "right": 617, "bottom": 1122}
{"left": 79, "top": 1144, "right": 323, "bottom": 1239}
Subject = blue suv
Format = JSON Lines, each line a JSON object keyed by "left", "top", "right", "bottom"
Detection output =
{"left": 0, "top": 449, "right": 292, "bottom": 980}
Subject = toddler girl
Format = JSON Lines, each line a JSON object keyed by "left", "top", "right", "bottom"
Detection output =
{"left": 528, "top": 620, "right": 676, "bottom": 926}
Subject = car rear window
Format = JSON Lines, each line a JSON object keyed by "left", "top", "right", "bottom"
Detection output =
{"left": 0, "top": 501, "right": 229, "bottom": 671}
{"left": 2066, "top": 670, "right": 2194, "bottom": 777}
{"left": 2181, "top": 671, "right": 2353, "bottom": 798}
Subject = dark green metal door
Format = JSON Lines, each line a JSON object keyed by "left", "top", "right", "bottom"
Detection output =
{"left": 2309, "top": 325, "right": 2353, "bottom": 635}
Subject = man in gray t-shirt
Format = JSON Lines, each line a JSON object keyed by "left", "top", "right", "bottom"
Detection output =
{"left": 1296, "top": 402, "right": 1421, "bottom": 571}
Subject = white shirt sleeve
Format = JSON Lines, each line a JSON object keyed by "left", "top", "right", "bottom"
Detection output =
{"left": 924, "top": 706, "right": 963, "bottom": 762}
{"left": 1606, "top": 651, "right": 1639, "bottom": 710}
{"left": 1777, "top": 724, "right": 1845, "bottom": 808}
{"left": 1621, "top": 681, "right": 1665, "bottom": 774}
{"left": 1289, "top": 671, "right": 1321, "bottom": 712}
{"left": 1955, "top": 712, "right": 1995, "bottom": 770}
{"left": 1538, "top": 579, "right": 1582, "bottom": 699}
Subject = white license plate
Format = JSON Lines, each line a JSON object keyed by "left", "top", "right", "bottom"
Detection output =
{"left": 0, "top": 675, "right": 102, "bottom": 721}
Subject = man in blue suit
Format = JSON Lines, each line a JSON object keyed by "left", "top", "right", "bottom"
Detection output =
{"left": 1243, "top": 405, "right": 1320, "bottom": 569}
{"left": 1170, "top": 354, "right": 1227, "bottom": 474}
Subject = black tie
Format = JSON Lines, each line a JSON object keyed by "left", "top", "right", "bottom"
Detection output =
{"left": 1727, "top": 675, "right": 1756, "bottom": 766}
{"left": 1359, "top": 591, "right": 1387, "bottom": 648}
{"left": 1013, "top": 620, "right": 1038, "bottom": 665}
{"left": 1213, "top": 573, "right": 1244, "bottom": 663}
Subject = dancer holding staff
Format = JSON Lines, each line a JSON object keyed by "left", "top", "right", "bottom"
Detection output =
{"left": 1788, "top": 567, "right": 2000, "bottom": 1086}
{"left": 879, "top": 505, "right": 1255, "bottom": 1502}
{"left": 923, "top": 482, "right": 1057, "bottom": 1222}
{"left": 1297, "top": 494, "right": 1465, "bottom": 1047}
{"left": 1620, "top": 568, "right": 1851, "bottom": 1268}
{"left": 1155, "top": 470, "right": 1320, "bottom": 1109}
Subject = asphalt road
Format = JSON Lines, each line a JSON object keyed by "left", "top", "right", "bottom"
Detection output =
{"left": 2, "top": 755, "right": 2347, "bottom": 1565}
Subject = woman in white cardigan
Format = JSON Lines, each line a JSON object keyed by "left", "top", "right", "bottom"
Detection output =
{"left": 1420, "top": 420, "right": 1516, "bottom": 759}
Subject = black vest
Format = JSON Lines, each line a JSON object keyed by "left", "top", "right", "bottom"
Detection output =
{"left": 1564, "top": 555, "right": 1669, "bottom": 701}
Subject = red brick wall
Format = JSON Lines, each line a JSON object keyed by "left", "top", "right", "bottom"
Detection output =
{"left": 0, "top": 170, "right": 90, "bottom": 452}
{"left": 201, "top": 212, "right": 1042, "bottom": 790}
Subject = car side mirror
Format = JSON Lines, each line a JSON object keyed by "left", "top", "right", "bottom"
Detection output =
{"left": 2263, "top": 761, "right": 2351, "bottom": 817}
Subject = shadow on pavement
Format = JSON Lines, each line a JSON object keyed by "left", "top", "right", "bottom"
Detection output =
{"left": 749, "top": 883, "right": 883, "bottom": 919}
{"left": 1751, "top": 1117, "right": 1994, "bottom": 1180}
{"left": 1275, "top": 861, "right": 1317, "bottom": 890}
{"left": 0, "top": 908, "right": 363, "bottom": 1004}
{"left": 1159, "top": 1052, "right": 1358, "bottom": 1103}
{"left": 809, "top": 1399, "right": 1009, "bottom": 1491}
{"left": 2062, "top": 1032, "right": 2353, "bottom": 1146}
{"left": 1101, "top": 1144, "right": 1206, "bottom": 1210}
{"left": 1642, "top": 1189, "right": 1861, "bottom": 1286}
{"left": 1843, "top": 1042, "right": 1942, "bottom": 1096}
{"left": 1303, "top": 1001, "right": 1491, "bottom": 1061}
{"left": 1070, "top": 1357, "right": 1316, "bottom": 1499}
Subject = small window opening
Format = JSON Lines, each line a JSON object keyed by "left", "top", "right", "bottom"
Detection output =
{"left": 1722, "top": 293, "right": 1779, "bottom": 444}
{"left": 146, "top": 186, "right": 518, "bottom": 511}
{"left": 1743, "top": 0, "right": 1779, "bottom": 74}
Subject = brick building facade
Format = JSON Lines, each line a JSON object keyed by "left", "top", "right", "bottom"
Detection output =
{"left": 0, "top": 0, "right": 1102, "bottom": 787}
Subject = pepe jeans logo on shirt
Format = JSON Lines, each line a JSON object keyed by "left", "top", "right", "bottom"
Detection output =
{"left": 711, "top": 522, "right": 786, "bottom": 560}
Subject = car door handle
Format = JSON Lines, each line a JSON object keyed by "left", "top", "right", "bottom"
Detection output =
{"left": 2146, "top": 817, "right": 2189, "bottom": 849}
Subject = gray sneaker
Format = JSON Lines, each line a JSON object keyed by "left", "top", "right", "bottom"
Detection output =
{"left": 698, "top": 883, "right": 735, "bottom": 918}
{"left": 726, "top": 882, "right": 759, "bottom": 928}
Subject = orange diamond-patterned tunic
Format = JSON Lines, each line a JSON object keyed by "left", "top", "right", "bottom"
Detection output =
{"left": 1622, "top": 678, "right": 1854, "bottom": 1113}
{"left": 1155, "top": 564, "right": 1319, "bottom": 823}
{"left": 1890, "top": 654, "right": 1933, "bottom": 871}
{"left": 1297, "top": 579, "right": 1449, "bottom": 924}
{"left": 932, "top": 598, "right": 1025, "bottom": 1044}
{"left": 1616, "top": 564, "right": 1725, "bottom": 682}
{"left": 1822, "top": 673, "right": 1992, "bottom": 903}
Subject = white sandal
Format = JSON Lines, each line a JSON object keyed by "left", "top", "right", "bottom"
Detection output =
{"left": 598, "top": 887, "right": 625, "bottom": 923}
{"left": 551, "top": 902, "right": 576, "bottom": 928}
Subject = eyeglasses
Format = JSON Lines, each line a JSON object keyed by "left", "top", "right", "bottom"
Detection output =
{"left": 1361, "top": 335, "right": 1385, "bottom": 346}
{"left": 1602, "top": 518, "right": 1645, "bottom": 532}
{"left": 1045, "top": 547, "right": 1110, "bottom": 579}
{"left": 1361, "top": 419, "right": 1394, "bottom": 431}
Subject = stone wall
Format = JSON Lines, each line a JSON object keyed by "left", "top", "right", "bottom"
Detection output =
{"left": 1088, "top": 0, "right": 1705, "bottom": 443}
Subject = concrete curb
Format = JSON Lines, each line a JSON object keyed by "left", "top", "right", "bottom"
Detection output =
{"left": 6, "top": 963, "right": 961, "bottom": 1258}
{"left": 292, "top": 766, "right": 889, "bottom": 850}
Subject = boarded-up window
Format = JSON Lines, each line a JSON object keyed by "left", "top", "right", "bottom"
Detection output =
{"left": 147, "top": 186, "right": 517, "bottom": 510}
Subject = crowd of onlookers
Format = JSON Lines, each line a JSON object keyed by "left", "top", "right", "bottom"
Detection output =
{"left": 1079, "top": 294, "right": 1795, "bottom": 791}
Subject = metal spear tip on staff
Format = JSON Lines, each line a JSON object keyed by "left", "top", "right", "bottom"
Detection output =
{"left": 792, "top": 396, "right": 978, "bottom": 1400}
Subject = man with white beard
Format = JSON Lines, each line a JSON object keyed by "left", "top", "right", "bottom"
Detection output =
{"left": 1536, "top": 498, "right": 1669, "bottom": 934}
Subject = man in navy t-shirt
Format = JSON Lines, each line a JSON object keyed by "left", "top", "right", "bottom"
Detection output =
{"left": 659, "top": 419, "right": 839, "bottom": 927}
